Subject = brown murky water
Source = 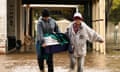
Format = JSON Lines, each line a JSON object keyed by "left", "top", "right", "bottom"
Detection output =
{"left": 0, "top": 48, "right": 120, "bottom": 72}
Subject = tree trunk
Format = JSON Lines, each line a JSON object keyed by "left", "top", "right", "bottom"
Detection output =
{"left": 105, "top": 0, "right": 113, "bottom": 31}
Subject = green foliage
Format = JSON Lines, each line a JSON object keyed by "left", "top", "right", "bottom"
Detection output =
{"left": 112, "top": 0, "right": 120, "bottom": 10}
{"left": 109, "top": 0, "right": 120, "bottom": 23}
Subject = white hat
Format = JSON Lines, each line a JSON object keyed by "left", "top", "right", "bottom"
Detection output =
{"left": 73, "top": 12, "right": 83, "bottom": 20}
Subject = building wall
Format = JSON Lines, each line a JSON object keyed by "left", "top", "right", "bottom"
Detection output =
{"left": 0, "top": 0, "right": 7, "bottom": 54}
{"left": 92, "top": 0, "right": 106, "bottom": 54}
{"left": 6, "top": 0, "right": 19, "bottom": 53}
{"left": 0, "top": 0, "right": 24, "bottom": 54}
{"left": 7, "top": 0, "right": 16, "bottom": 36}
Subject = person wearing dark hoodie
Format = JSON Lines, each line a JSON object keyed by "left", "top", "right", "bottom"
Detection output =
{"left": 36, "top": 9, "right": 60, "bottom": 72}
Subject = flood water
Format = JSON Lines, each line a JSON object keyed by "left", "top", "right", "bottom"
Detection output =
{"left": 0, "top": 47, "right": 120, "bottom": 72}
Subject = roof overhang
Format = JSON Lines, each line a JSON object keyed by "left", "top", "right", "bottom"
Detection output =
{"left": 22, "top": 0, "right": 91, "bottom": 4}
{"left": 22, "top": 4, "right": 79, "bottom": 8}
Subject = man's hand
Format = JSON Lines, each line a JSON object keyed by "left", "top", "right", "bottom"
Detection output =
{"left": 42, "top": 43, "right": 46, "bottom": 48}
{"left": 99, "top": 39, "right": 104, "bottom": 43}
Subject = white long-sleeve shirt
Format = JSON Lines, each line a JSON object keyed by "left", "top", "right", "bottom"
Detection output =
{"left": 68, "top": 21, "right": 104, "bottom": 57}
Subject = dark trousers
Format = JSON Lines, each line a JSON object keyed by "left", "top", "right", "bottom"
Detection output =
{"left": 37, "top": 46, "right": 53, "bottom": 72}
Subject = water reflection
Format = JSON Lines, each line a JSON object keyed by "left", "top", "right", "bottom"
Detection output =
{"left": 0, "top": 51, "right": 120, "bottom": 72}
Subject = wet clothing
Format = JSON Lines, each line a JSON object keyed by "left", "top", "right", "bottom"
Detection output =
{"left": 36, "top": 17, "right": 60, "bottom": 45}
{"left": 38, "top": 47, "right": 53, "bottom": 72}
{"left": 68, "top": 21, "right": 103, "bottom": 57}
{"left": 70, "top": 54, "right": 84, "bottom": 72}
{"left": 36, "top": 17, "right": 60, "bottom": 72}
{"left": 68, "top": 21, "right": 103, "bottom": 72}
